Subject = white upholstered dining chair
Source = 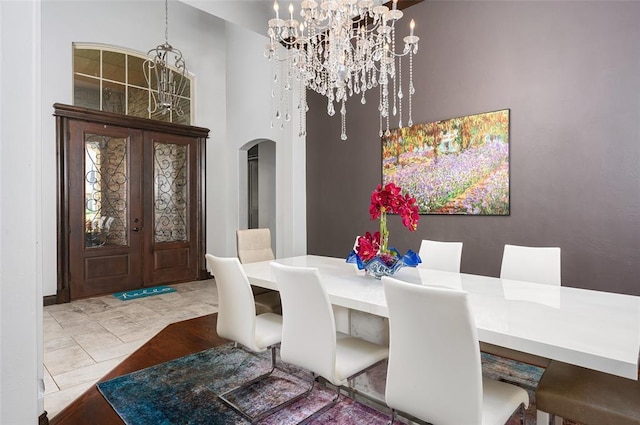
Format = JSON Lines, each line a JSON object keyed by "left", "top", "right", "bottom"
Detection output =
{"left": 417, "top": 239, "right": 464, "bottom": 272}
{"left": 492, "top": 244, "right": 562, "bottom": 361}
{"left": 204, "top": 254, "right": 287, "bottom": 422}
{"left": 271, "top": 262, "right": 389, "bottom": 421}
{"left": 497, "top": 244, "right": 561, "bottom": 424}
{"left": 236, "top": 228, "right": 275, "bottom": 264}
{"left": 382, "top": 276, "right": 529, "bottom": 425}
{"left": 236, "top": 228, "right": 281, "bottom": 315}
{"left": 499, "top": 244, "right": 561, "bottom": 286}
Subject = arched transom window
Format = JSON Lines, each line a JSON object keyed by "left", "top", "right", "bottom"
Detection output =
{"left": 73, "top": 44, "right": 192, "bottom": 125}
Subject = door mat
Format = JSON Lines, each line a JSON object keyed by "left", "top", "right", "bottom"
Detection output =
{"left": 113, "top": 285, "right": 176, "bottom": 301}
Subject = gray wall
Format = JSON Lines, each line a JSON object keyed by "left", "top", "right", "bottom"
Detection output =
{"left": 306, "top": 1, "right": 640, "bottom": 295}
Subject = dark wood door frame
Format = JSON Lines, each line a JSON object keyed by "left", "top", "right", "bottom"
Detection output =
{"left": 54, "top": 103, "right": 209, "bottom": 303}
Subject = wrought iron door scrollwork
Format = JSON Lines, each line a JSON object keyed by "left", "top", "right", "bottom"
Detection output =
{"left": 84, "top": 134, "right": 128, "bottom": 247}
{"left": 154, "top": 142, "right": 188, "bottom": 243}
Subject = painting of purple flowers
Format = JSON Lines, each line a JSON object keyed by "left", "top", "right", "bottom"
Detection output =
{"left": 382, "top": 109, "right": 510, "bottom": 215}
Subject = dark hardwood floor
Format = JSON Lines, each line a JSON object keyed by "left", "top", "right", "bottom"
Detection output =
{"left": 49, "top": 314, "right": 228, "bottom": 425}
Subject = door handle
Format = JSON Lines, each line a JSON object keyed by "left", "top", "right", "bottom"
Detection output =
{"left": 132, "top": 218, "right": 140, "bottom": 232}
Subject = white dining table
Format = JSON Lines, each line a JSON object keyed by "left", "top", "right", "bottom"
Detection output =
{"left": 242, "top": 255, "right": 640, "bottom": 380}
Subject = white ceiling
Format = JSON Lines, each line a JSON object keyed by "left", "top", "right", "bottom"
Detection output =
{"left": 180, "top": 0, "right": 300, "bottom": 35}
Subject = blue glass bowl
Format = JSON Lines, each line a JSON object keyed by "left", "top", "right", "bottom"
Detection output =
{"left": 346, "top": 248, "right": 421, "bottom": 280}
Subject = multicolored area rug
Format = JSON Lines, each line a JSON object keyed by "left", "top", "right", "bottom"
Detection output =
{"left": 97, "top": 343, "right": 573, "bottom": 425}
{"left": 97, "top": 344, "right": 389, "bottom": 425}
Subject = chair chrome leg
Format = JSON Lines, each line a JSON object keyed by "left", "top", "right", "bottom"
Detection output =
{"left": 297, "top": 383, "right": 340, "bottom": 425}
{"left": 218, "top": 371, "right": 314, "bottom": 423}
{"left": 217, "top": 344, "right": 313, "bottom": 423}
{"left": 347, "top": 377, "right": 355, "bottom": 399}
{"left": 387, "top": 408, "right": 396, "bottom": 425}
{"left": 270, "top": 345, "right": 277, "bottom": 369}
{"left": 520, "top": 404, "right": 525, "bottom": 425}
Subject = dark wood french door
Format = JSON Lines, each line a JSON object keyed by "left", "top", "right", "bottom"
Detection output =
{"left": 142, "top": 130, "right": 202, "bottom": 286}
{"left": 56, "top": 104, "right": 208, "bottom": 301}
{"left": 67, "top": 121, "right": 144, "bottom": 298}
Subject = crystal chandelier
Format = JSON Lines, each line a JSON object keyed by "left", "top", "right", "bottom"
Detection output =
{"left": 266, "top": 0, "right": 419, "bottom": 140}
{"left": 144, "top": 0, "right": 188, "bottom": 116}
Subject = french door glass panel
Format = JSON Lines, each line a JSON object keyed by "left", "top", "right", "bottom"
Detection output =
{"left": 84, "top": 134, "right": 128, "bottom": 248}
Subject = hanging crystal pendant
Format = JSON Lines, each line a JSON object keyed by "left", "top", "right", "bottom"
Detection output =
{"left": 327, "top": 102, "right": 335, "bottom": 116}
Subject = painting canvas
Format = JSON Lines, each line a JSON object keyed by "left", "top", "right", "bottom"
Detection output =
{"left": 382, "top": 109, "right": 510, "bottom": 215}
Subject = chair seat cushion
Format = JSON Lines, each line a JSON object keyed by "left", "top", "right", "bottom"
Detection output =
{"left": 482, "top": 377, "right": 530, "bottom": 425}
{"left": 254, "top": 313, "right": 283, "bottom": 350}
{"left": 536, "top": 361, "right": 640, "bottom": 425}
{"left": 333, "top": 334, "right": 389, "bottom": 385}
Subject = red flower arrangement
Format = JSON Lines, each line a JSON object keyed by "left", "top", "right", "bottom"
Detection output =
{"left": 348, "top": 183, "right": 421, "bottom": 277}
{"left": 354, "top": 231, "right": 380, "bottom": 262}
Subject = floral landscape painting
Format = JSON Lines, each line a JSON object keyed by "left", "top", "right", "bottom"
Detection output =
{"left": 382, "top": 109, "right": 510, "bottom": 215}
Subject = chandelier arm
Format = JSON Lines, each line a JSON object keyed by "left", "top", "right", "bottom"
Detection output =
{"left": 383, "top": 36, "right": 421, "bottom": 58}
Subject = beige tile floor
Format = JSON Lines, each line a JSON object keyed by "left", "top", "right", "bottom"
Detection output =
{"left": 43, "top": 279, "right": 218, "bottom": 419}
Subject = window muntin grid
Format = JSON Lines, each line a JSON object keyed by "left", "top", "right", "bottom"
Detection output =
{"left": 73, "top": 44, "right": 192, "bottom": 124}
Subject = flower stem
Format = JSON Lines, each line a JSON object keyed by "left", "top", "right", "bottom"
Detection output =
{"left": 379, "top": 211, "right": 389, "bottom": 254}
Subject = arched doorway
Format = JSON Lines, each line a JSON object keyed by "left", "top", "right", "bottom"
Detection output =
{"left": 239, "top": 139, "right": 276, "bottom": 252}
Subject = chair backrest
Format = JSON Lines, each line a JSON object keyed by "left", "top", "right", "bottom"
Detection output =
{"left": 205, "top": 254, "right": 261, "bottom": 352}
{"left": 500, "top": 244, "right": 561, "bottom": 285}
{"left": 270, "top": 262, "right": 338, "bottom": 383}
{"left": 382, "top": 276, "right": 483, "bottom": 425}
{"left": 236, "top": 228, "right": 275, "bottom": 264}
{"left": 417, "top": 239, "right": 463, "bottom": 273}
